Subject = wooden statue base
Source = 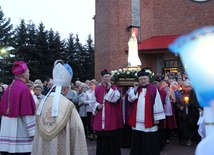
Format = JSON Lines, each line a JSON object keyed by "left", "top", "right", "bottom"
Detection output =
{"left": 126, "top": 66, "right": 141, "bottom": 70}
{"left": 112, "top": 66, "right": 140, "bottom": 87}
{"left": 112, "top": 78, "right": 137, "bottom": 87}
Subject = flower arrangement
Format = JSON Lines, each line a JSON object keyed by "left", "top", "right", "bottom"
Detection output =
{"left": 145, "top": 69, "right": 156, "bottom": 83}
{"left": 111, "top": 67, "right": 156, "bottom": 83}
{"left": 111, "top": 68, "right": 140, "bottom": 81}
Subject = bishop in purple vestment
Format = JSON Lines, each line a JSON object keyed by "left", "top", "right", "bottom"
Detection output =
{"left": 0, "top": 61, "right": 36, "bottom": 155}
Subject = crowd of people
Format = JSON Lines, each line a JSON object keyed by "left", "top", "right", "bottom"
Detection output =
{"left": 0, "top": 60, "right": 204, "bottom": 155}
{"left": 154, "top": 77, "right": 202, "bottom": 148}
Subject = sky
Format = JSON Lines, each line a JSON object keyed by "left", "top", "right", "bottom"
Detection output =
{"left": 0, "top": 0, "right": 95, "bottom": 44}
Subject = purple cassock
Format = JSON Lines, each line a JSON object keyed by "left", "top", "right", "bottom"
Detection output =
{"left": 91, "top": 84, "right": 123, "bottom": 131}
{"left": 0, "top": 79, "right": 36, "bottom": 117}
{"left": 158, "top": 88, "right": 167, "bottom": 129}
{"left": 160, "top": 88, "right": 177, "bottom": 129}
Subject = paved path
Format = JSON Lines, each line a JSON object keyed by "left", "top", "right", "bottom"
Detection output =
{"left": 87, "top": 136, "right": 197, "bottom": 155}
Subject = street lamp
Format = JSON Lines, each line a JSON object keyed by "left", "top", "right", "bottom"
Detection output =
{"left": 1, "top": 48, "right": 7, "bottom": 54}
{"left": 0, "top": 48, "right": 8, "bottom": 82}
{"left": 169, "top": 26, "right": 214, "bottom": 137}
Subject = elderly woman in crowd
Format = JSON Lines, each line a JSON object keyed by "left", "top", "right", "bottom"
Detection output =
{"left": 34, "top": 79, "right": 43, "bottom": 87}
{"left": 32, "top": 84, "right": 45, "bottom": 106}
{"left": 66, "top": 84, "right": 79, "bottom": 107}
{"left": 170, "top": 81, "right": 180, "bottom": 137}
{"left": 177, "top": 80, "right": 202, "bottom": 146}
{"left": 85, "top": 80, "right": 97, "bottom": 140}
{"left": 78, "top": 83, "right": 89, "bottom": 138}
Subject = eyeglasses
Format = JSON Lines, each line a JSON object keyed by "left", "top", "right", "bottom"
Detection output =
{"left": 139, "top": 77, "right": 149, "bottom": 81}
{"left": 34, "top": 89, "right": 42, "bottom": 91}
{"left": 103, "top": 75, "right": 110, "bottom": 78}
{"left": 183, "top": 86, "right": 191, "bottom": 88}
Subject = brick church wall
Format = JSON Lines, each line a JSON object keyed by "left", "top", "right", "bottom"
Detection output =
{"left": 141, "top": 0, "right": 214, "bottom": 40}
{"left": 95, "top": 0, "right": 132, "bottom": 81}
{"left": 95, "top": 0, "right": 214, "bottom": 81}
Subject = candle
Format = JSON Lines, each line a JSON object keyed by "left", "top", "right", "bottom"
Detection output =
{"left": 184, "top": 96, "right": 189, "bottom": 103}
{"left": 184, "top": 96, "right": 189, "bottom": 115}
{"left": 186, "top": 106, "right": 188, "bottom": 115}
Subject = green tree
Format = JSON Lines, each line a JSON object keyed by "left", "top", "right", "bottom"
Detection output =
{"left": 64, "top": 33, "right": 76, "bottom": 82}
{"left": 26, "top": 21, "right": 40, "bottom": 80}
{"left": 65, "top": 33, "right": 75, "bottom": 64}
{"left": 35, "top": 22, "right": 50, "bottom": 80}
{"left": 65, "top": 34, "right": 95, "bottom": 82}
{"left": 47, "top": 29, "right": 57, "bottom": 62}
{"left": 0, "top": 7, "right": 13, "bottom": 49}
{"left": 72, "top": 34, "right": 83, "bottom": 81}
{"left": 48, "top": 30, "right": 65, "bottom": 61}
{"left": 0, "top": 7, "right": 95, "bottom": 83}
{"left": 8, "top": 19, "right": 29, "bottom": 83}
{"left": 83, "top": 34, "right": 94, "bottom": 80}
{"left": 12, "top": 19, "right": 29, "bottom": 61}
{"left": 0, "top": 7, "right": 14, "bottom": 83}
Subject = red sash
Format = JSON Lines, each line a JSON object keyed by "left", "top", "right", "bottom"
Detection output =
{"left": 129, "top": 86, "right": 153, "bottom": 128}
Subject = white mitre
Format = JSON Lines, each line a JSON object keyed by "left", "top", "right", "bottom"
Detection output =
{"left": 36, "top": 61, "right": 73, "bottom": 116}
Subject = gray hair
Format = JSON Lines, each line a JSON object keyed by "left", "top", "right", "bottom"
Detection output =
{"left": 183, "top": 80, "right": 192, "bottom": 87}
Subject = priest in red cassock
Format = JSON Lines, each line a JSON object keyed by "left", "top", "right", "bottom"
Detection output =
{"left": 128, "top": 69, "right": 165, "bottom": 155}
{"left": 90, "top": 69, "right": 123, "bottom": 155}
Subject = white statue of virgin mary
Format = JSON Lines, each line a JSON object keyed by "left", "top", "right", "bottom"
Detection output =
{"left": 128, "top": 31, "right": 141, "bottom": 66}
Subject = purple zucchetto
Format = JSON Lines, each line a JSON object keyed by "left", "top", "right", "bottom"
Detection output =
{"left": 12, "top": 61, "right": 28, "bottom": 76}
